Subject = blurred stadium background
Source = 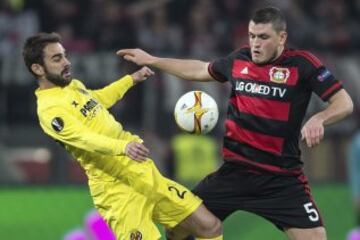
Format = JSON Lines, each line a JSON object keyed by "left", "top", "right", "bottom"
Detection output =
{"left": 0, "top": 0, "right": 359, "bottom": 239}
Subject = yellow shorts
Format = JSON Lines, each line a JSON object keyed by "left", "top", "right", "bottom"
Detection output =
{"left": 88, "top": 159, "right": 202, "bottom": 240}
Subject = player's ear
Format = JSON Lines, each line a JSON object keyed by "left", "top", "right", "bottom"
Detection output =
{"left": 279, "top": 31, "right": 287, "bottom": 45}
{"left": 31, "top": 63, "right": 45, "bottom": 76}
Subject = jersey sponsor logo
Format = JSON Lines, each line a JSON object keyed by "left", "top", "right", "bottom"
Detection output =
{"left": 51, "top": 117, "right": 64, "bottom": 132}
{"left": 130, "top": 230, "right": 142, "bottom": 240}
{"left": 235, "top": 81, "right": 287, "bottom": 98}
{"left": 80, "top": 98, "right": 100, "bottom": 117}
{"left": 269, "top": 67, "right": 290, "bottom": 84}
{"left": 317, "top": 69, "right": 332, "bottom": 82}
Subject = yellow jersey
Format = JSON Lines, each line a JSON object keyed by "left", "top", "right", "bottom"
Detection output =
{"left": 35, "top": 75, "right": 203, "bottom": 240}
{"left": 35, "top": 75, "right": 141, "bottom": 181}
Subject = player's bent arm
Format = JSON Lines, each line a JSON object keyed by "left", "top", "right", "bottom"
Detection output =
{"left": 90, "top": 75, "right": 134, "bottom": 109}
{"left": 314, "top": 89, "right": 353, "bottom": 125}
{"left": 39, "top": 107, "right": 130, "bottom": 155}
{"left": 151, "top": 57, "right": 214, "bottom": 82}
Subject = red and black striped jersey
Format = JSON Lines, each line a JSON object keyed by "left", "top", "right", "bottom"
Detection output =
{"left": 208, "top": 47, "right": 343, "bottom": 175}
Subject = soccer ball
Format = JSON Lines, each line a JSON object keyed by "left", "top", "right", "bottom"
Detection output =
{"left": 174, "top": 91, "right": 219, "bottom": 134}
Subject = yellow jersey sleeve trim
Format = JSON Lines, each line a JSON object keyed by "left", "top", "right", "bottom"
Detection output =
{"left": 90, "top": 75, "right": 134, "bottom": 109}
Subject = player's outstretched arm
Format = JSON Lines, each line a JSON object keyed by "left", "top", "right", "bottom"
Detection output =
{"left": 301, "top": 89, "right": 353, "bottom": 147}
{"left": 117, "top": 48, "right": 214, "bottom": 82}
{"left": 91, "top": 66, "right": 154, "bottom": 109}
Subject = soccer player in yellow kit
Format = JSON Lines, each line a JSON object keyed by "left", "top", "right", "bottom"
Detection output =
{"left": 22, "top": 32, "right": 223, "bottom": 240}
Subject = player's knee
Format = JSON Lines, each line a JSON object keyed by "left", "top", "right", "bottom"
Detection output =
{"left": 286, "top": 227, "right": 326, "bottom": 240}
{"left": 210, "top": 217, "right": 222, "bottom": 236}
{"left": 303, "top": 227, "right": 326, "bottom": 240}
{"left": 311, "top": 227, "right": 327, "bottom": 240}
{"left": 196, "top": 216, "right": 222, "bottom": 237}
{"left": 165, "top": 228, "right": 193, "bottom": 240}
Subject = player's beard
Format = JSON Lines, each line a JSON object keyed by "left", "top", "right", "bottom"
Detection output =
{"left": 44, "top": 67, "right": 72, "bottom": 87}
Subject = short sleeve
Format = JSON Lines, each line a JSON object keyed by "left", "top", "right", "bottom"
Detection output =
{"left": 208, "top": 56, "right": 232, "bottom": 82}
{"left": 309, "top": 66, "right": 343, "bottom": 101}
{"left": 300, "top": 51, "right": 343, "bottom": 101}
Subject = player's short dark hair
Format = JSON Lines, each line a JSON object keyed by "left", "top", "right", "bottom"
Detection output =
{"left": 22, "top": 32, "right": 61, "bottom": 76}
{"left": 250, "top": 7, "right": 286, "bottom": 32}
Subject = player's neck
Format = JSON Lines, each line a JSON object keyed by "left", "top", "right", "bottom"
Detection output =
{"left": 266, "top": 46, "right": 285, "bottom": 65}
{"left": 274, "top": 46, "right": 285, "bottom": 61}
{"left": 38, "top": 78, "right": 59, "bottom": 90}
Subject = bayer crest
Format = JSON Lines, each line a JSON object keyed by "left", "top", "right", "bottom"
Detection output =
{"left": 269, "top": 67, "right": 290, "bottom": 84}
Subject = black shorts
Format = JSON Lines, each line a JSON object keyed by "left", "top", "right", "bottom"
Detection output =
{"left": 192, "top": 161, "right": 324, "bottom": 230}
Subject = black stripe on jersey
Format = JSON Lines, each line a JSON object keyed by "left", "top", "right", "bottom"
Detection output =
{"left": 321, "top": 83, "right": 342, "bottom": 101}
{"left": 227, "top": 104, "right": 287, "bottom": 138}
{"left": 231, "top": 79, "right": 296, "bottom": 102}
{"left": 285, "top": 50, "right": 322, "bottom": 68}
{"left": 223, "top": 137, "right": 301, "bottom": 169}
{"left": 208, "top": 61, "right": 228, "bottom": 82}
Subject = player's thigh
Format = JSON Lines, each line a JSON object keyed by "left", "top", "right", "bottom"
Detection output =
{"left": 172, "top": 203, "right": 222, "bottom": 237}
{"left": 285, "top": 226, "right": 327, "bottom": 240}
{"left": 152, "top": 177, "right": 202, "bottom": 230}
{"left": 89, "top": 179, "right": 161, "bottom": 240}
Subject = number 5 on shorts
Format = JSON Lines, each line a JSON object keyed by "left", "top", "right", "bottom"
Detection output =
{"left": 303, "top": 202, "right": 319, "bottom": 222}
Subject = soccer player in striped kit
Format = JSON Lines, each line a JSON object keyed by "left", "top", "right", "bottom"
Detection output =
{"left": 118, "top": 7, "right": 353, "bottom": 240}
{"left": 22, "top": 32, "right": 223, "bottom": 240}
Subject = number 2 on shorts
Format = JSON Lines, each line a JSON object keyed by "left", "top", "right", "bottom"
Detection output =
{"left": 168, "top": 185, "right": 187, "bottom": 199}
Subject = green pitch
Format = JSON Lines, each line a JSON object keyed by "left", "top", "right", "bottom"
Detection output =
{"left": 0, "top": 184, "right": 354, "bottom": 240}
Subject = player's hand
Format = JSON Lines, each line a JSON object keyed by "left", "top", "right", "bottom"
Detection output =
{"left": 131, "top": 66, "right": 155, "bottom": 84}
{"left": 301, "top": 115, "right": 324, "bottom": 148}
{"left": 125, "top": 141, "right": 150, "bottom": 162}
{"left": 116, "top": 48, "right": 156, "bottom": 66}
